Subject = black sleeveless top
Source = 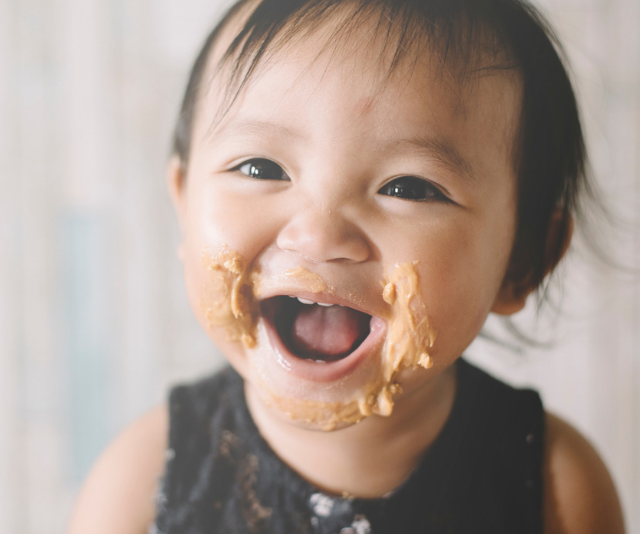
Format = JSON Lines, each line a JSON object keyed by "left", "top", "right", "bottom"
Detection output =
{"left": 152, "top": 359, "right": 544, "bottom": 534}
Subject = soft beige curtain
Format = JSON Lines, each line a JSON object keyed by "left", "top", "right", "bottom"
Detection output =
{"left": 0, "top": 0, "right": 637, "bottom": 532}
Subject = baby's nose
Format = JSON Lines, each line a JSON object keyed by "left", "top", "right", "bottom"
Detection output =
{"left": 276, "top": 204, "right": 371, "bottom": 264}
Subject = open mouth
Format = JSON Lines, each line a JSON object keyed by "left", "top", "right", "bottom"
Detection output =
{"left": 261, "top": 296, "right": 373, "bottom": 363}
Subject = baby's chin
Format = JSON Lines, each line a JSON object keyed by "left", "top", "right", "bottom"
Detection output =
{"left": 243, "top": 367, "right": 387, "bottom": 432}
{"left": 243, "top": 358, "right": 441, "bottom": 433}
{"left": 242, "top": 325, "right": 393, "bottom": 431}
{"left": 249, "top": 390, "right": 367, "bottom": 432}
{"left": 202, "top": 299, "right": 398, "bottom": 431}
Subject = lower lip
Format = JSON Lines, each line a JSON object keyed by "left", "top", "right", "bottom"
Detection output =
{"left": 261, "top": 312, "right": 387, "bottom": 383}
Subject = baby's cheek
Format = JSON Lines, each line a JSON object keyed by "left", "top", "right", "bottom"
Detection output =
{"left": 183, "top": 249, "right": 209, "bottom": 327}
{"left": 191, "top": 247, "right": 261, "bottom": 347}
{"left": 187, "top": 182, "right": 286, "bottom": 263}
{"left": 417, "top": 258, "right": 493, "bottom": 356}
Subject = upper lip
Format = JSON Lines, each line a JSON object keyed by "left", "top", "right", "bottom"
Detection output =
{"left": 257, "top": 287, "right": 384, "bottom": 318}
{"left": 260, "top": 289, "right": 364, "bottom": 310}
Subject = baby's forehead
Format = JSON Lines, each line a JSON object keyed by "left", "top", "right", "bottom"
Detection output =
{"left": 194, "top": 9, "right": 521, "bottom": 152}
{"left": 200, "top": 1, "right": 522, "bottom": 115}
{"left": 191, "top": 15, "right": 522, "bottom": 190}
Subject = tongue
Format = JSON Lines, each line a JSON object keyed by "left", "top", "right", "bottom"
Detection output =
{"left": 289, "top": 304, "right": 370, "bottom": 360}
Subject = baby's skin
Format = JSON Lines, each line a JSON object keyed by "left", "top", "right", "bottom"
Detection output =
{"left": 66, "top": 5, "right": 626, "bottom": 534}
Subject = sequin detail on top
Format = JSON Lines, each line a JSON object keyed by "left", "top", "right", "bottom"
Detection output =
{"left": 153, "top": 359, "right": 545, "bottom": 534}
{"left": 307, "top": 493, "right": 373, "bottom": 534}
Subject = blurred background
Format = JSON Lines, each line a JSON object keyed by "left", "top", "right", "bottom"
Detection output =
{"left": 0, "top": 0, "right": 638, "bottom": 532}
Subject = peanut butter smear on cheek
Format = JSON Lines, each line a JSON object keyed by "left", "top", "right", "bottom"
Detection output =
{"left": 347, "top": 261, "right": 438, "bottom": 420}
{"left": 381, "top": 261, "right": 437, "bottom": 375}
{"left": 199, "top": 247, "right": 262, "bottom": 348}
{"left": 198, "top": 248, "right": 327, "bottom": 345}
{"left": 198, "top": 247, "right": 437, "bottom": 431}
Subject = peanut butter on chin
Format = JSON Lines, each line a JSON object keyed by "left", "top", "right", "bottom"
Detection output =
{"left": 198, "top": 247, "right": 437, "bottom": 431}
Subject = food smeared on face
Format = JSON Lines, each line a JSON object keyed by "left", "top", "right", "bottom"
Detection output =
{"left": 199, "top": 246, "right": 437, "bottom": 431}
{"left": 199, "top": 248, "right": 328, "bottom": 347}
{"left": 382, "top": 261, "right": 437, "bottom": 374}
{"left": 200, "top": 246, "right": 261, "bottom": 348}
{"left": 260, "top": 260, "right": 438, "bottom": 429}
{"left": 282, "top": 267, "right": 328, "bottom": 294}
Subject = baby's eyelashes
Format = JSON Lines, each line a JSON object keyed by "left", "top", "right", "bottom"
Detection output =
{"left": 377, "top": 176, "right": 452, "bottom": 203}
{"left": 232, "top": 158, "right": 290, "bottom": 181}
{"left": 230, "top": 159, "right": 452, "bottom": 204}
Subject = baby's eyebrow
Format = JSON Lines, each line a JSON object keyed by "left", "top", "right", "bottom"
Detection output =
{"left": 389, "top": 135, "right": 476, "bottom": 185}
{"left": 209, "top": 118, "right": 304, "bottom": 145}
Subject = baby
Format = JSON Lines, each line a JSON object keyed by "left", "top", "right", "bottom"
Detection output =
{"left": 68, "top": 0, "right": 625, "bottom": 532}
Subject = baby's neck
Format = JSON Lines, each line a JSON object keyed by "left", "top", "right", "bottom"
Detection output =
{"left": 245, "top": 366, "right": 458, "bottom": 499}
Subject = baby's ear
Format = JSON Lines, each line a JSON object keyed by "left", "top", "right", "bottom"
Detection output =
{"left": 167, "top": 155, "right": 187, "bottom": 230}
{"left": 490, "top": 275, "right": 532, "bottom": 316}
{"left": 491, "top": 210, "right": 573, "bottom": 316}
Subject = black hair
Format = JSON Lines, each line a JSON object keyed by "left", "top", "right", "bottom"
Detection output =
{"left": 172, "top": 0, "right": 589, "bottom": 296}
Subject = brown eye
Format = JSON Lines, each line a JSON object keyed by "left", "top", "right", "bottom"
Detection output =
{"left": 378, "top": 176, "right": 449, "bottom": 202}
{"left": 234, "top": 158, "right": 289, "bottom": 181}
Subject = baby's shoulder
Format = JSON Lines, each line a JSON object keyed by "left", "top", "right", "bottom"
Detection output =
{"left": 543, "top": 412, "right": 625, "bottom": 534}
{"left": 66, "top": 405, "right": 168, "bottom": 534}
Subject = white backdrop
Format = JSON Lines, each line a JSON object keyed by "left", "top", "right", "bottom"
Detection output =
{"left": 0, "top": 0, "right": 638, "bottom": 532}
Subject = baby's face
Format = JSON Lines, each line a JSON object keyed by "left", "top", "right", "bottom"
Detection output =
{"left": 171, "top": 26, "right": 523, "bottom": 429}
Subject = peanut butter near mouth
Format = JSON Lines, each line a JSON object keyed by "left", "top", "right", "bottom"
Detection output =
{"left": 382, "top": 261, "right": 437, "bottom": 375}
{"left": 282, "top": 266, "right": 328, "bottom": 294}
{"left": 200, "top": 247, "right": 261, "bottom": 348}
{"left": 199, "top": 247, "right": 437, "bottom": 430}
